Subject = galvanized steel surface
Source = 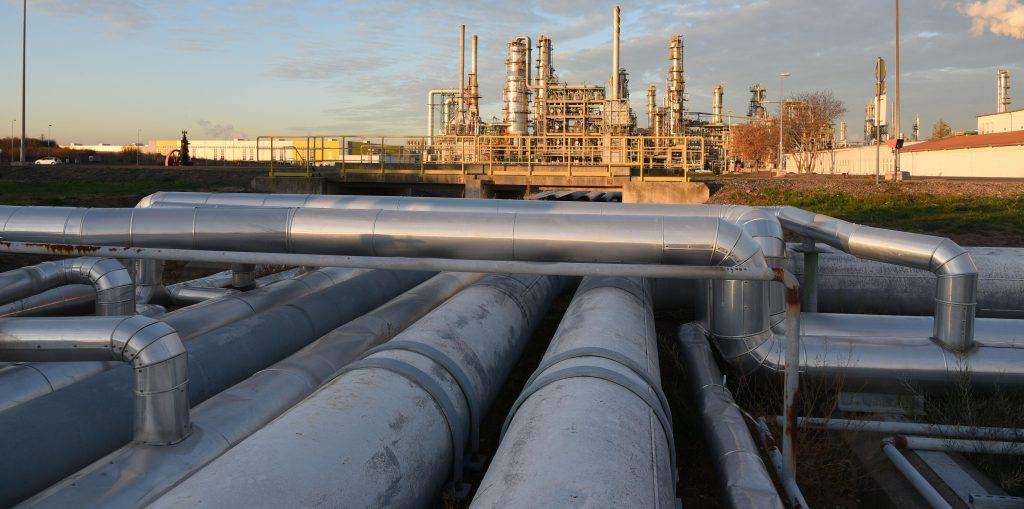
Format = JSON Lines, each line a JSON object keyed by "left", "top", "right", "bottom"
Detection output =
{"left": 22, "top": 272, "right": 481, "bottom": 508}
{"left": 677, "top": 323, "right": 784, "bottom": 509}
{"left": 150, "top": 274, "right": 561, "bottom": 509}
{"left": 472, "top": 277, "right": 676, "bottom": 508}
{"left": 0, "top": 316, "right": 189, "bottom": 445}
{"left": 0, "top": 269, "right": 429, "bottom": 508}
{"left": 0, "top": 257, "right": 134, "bottom": 315}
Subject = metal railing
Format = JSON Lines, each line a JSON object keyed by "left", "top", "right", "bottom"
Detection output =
{"left": 257, "top": 134, "right": 705, "bottom": 181}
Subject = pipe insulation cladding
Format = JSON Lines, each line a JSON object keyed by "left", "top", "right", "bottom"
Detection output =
{"left": 149, "top": 274, "right": 563, "bottom": 508}
{"left": 0, "top": 267, "right": 364, "bottom": 417}
{"left": 471, "top": 277, "right": 679, "bottom": 508}
{"left": 22, "top": 272, "right": 482, "bottom": 509}
{"left": 0, "top": 269, "right": 431, "bottom": 508}
{"left": 0, "top": 257, "right": 134, "bottom": 315}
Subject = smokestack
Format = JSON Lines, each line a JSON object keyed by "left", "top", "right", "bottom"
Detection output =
{"left": 647, "top": 85, "right": 657, "bottom": 131}
{"left": 998, "top": 69, "right": 1011, "bottom": 113}
{"left": 712, "top": 84, "right": 724, "bottom": 124}
{"left": 471, "top": 34, "right": 477, "bottom": 76}
{"left": 612, "top": 6, "right": 620, "bottom": 100}
{"left": 458, "top": 25, "right": 465, "bottom": 119}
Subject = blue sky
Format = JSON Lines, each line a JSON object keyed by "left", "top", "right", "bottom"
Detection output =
{"left": 1, "top": 0, "right": 1022, "bottom": 144}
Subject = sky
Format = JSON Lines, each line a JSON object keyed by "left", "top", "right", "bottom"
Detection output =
{"left": 1, "top": 0, "right": 1022, "bottom": 145}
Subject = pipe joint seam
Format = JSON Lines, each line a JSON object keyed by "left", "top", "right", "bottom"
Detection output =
{"left": 360, "top": 340, "right": 483, "bottom": 453}
{"left": 500, "top": 363, "right": 677, "bottom": 481}
{"left": 333, "top": 357, "right": 468, "bottom": 482}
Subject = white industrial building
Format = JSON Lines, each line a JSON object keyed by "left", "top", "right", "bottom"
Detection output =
{"left": 977, "top": 109, "right": 1024, "bottom": 134}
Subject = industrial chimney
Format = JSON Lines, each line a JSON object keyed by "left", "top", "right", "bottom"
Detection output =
{"left": 611, "top": 6, "right": 621, "bottom": 101}
{"left": 998, "top": 69, "right": 1011, "bottom": 113}
{"left": 712, "top": 84, "right": 724, "bottom": 124}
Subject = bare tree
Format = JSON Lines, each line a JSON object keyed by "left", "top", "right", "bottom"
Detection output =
{"left": 730, "top": 120, "right": 777, "bottom": 169}
{"left": 786, "top": 91, "right": 846, "bottom": 173}
{"left": 930, "top": 119, "right": 953, "bottom": 140}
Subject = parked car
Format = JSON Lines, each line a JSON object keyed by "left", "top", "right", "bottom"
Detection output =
{"left": 34, "top": 157, "right": 61, "bottom": 165}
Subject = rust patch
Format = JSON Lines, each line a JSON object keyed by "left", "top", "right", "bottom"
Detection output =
{"left": 23, "top": 242, "right": 103, "bottom": 255}
{"left": 892, "top": 435, "right": 908, "bottom": 449}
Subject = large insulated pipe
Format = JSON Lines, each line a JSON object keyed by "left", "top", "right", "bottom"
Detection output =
{"left": 611, "top": 5, "right": 620, "bottom": 100}
{"left": 149, "top": 274, "right": 562, "bottom": 508}
{"left": 0, "top": 269, "right": 430, "bottom": 508}
{"left": 0, "top": 205, "right": 767, "bottom": 272}
{"left": 24, "top": 272, "right": 481, "bottom": 508}
{"left": 0, "top": 257, "right": 134, "bottom": 315}
{"left": 0, "top": 316, "right": 188, "bottom": 445}
{"left": 677, "top": 323, "right": 784, "bottom": 509}
{"left": 774, "top": 206, "right": 978, "bottom": 351}
{"left": 136, "top": 193, "right": 787, "bottom": 319}
{"left": 0, "top": 284, "right": 94, "bottom": 317}
{"left": 0, "top": 268, "right": 328, "bottom": 414}
{"left": 472, "top": 277, "right": 676, "bottom": 508}
{"left": 788, "top": 245, "right": 1024, "bottom": 319}
{"left": 729, "top": 312, "right": 1024, "bottom": 390}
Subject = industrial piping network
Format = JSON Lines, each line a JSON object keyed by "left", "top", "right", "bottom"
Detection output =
{"left": 1, "top": 193, "right": 1024, "bottom": 507}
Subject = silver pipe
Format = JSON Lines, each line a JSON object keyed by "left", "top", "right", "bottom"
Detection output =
{"left": 0, "top": 268, "right": 336, "bottom": 415}
{"left": 881, "top": 438, "right": 954, "bottom": 509}
{"left": 0, "top": 269, "right": 430, "bottom": 508}
{"left": 0, "top": 361, "right": 119, "bottom": 412}
{"left": 0, "top": 257, "right": 134, "bottom": 315}
{"left": 755, "top": 417, "right": 810, "bottom": 509}
{"left": 0, "top": 284, "right": 94, "bottom": 317}
{"left": 677, "top": 324, "right": 784, "bottom": 509}
{"left": 21, "top": 272, "right": 481, "bottom": 508}
{"left": 149, "top": 274, "right": 562, "bottom": 508}
{"left": 0, "top": 316, "right": 189, "bottom": 445}
{"left": 773, "top": 206, "right": 978, "bottom": 351}
{"left": 728, "top": 312, "right": 1024, "bottom": 390}
{"left": 786, "top": 416, "right": 1024, "bottom": 442}
{"left": 135, "top": 193, "right": 788, "bottom": 318}
{"left": 788, "top": 245, "right": 1024, "bottom": 319}
{"left": 166, "top": 269, "right": 234, "bottom": 290}
{"left": 892, "top": 435, "right": 1024, "bottom": 456}
{"left": 0, "top": 205, "right": 767, "bottom": 270}
{"left": 129, "top": 258, "right": 166, "bottom": 305}
{"left": 165, "top": 286, "right": 239, "bottom": 306}
{"left": 426, "top": 89, "right": 459, "bottom": 140}
{"left": 473, "top": 277, "right": 676, "bottom": 508}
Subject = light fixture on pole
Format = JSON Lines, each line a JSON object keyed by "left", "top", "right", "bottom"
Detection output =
{"left": 778, "top": 72, "right": 791, "bottom": 173}
{"left": 48, "top": 124, "right": 52, "bottom": 157}
{"left": 137, "top": 129, "right": 141, "bottom": 166}
{"left": 9, "top": 119, "right": 14, "bottom": 164}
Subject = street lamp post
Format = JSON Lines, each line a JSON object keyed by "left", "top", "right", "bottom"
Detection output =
{"left": 48, "top": 124, "right": 52, "bottom": 157}
{"left": 137, "top": 129, "right": 141, "bottom": 166}
{"left": 778, "top": 72, "right": 791, "bottom": 173}
{"left": 9, "top": 119, "right": 14, "bottom": 164}
{"left": 20, "top": 0, "right": 26, "bottom": 163}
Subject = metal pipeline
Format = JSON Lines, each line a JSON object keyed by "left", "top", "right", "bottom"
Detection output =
{"left": 773, "top": 206, "right": 979, "bottom": 351}
{"left": 0, "top": 257, "right": 134, "bottom": 315}
{"left": 427, "top": 88, "right": 459, "bottom": 139}
{"left": 0, "top": 205, "right": 767, "bottom": 272}
{"left": 129, "top": 258, "right": 167, "bottom": 305}
{"left": 472, "top": 277, "right": 676, "bottom": 508}
{"left": 229, "top": 263, "right": 255, "bottom": 289}
{"left": 136, "top": 193, "right": 787, "bottom": 318}
{"left": 677, "top": 323, "right": 784, "bottom": 509}
{"left": 23, "top": 272, "right": 481, "bottom": 508}
{"left": 164, "top": 285, "right": 239, "bottom": 306}
{"left": 0, "top": 269, "right": 430, "bottom": 508}
{"left": 148, "top": 274, "right": 562, "bottom": 509}
{"left": 0, "top": 284, "right": 94, "bottom": 317}
{"left": 0, "top": 268, "right": 318, "bottom": 414}
{"left": 729, "top": 312, "right": 1024, "bottom": 390}
{"left": 0, "top": 316, "right": 188, "bottom": 445}
{"left": 789, "top": 245, "right": 1024, "bottom": 319}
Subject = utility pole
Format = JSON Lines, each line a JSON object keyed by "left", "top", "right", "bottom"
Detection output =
{"left": 9, "top": 119, "right": 14, "bottom": 164}
{"left": 893, "top": 0, "right": 902, "bottom": 182}
{"left": 20, "top": 0, "right": 26, "bottom": 163}
{"left": 48, "top": 124, "right": 52, "bottom": 157}
{"left": 137, "top": 129, "right": 141, "bottom": 166}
